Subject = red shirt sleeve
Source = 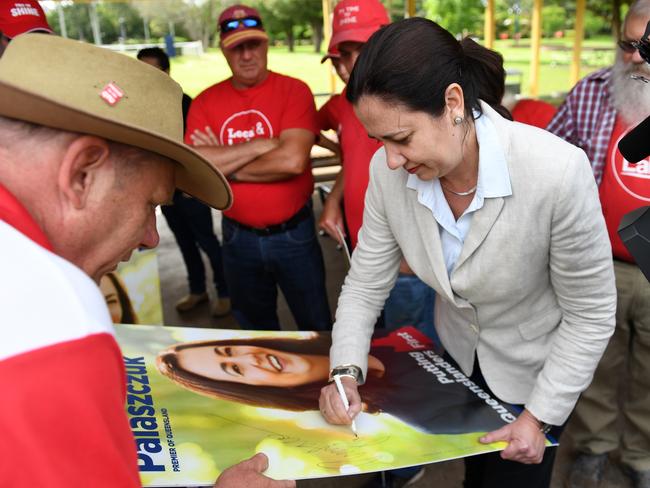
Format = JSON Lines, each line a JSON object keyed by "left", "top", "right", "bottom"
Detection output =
{"left": 279, "top": 78, "right": 319, "bottom": 136}
{"left": 317, "top": 94, "right": 342, "bottom": 132}
{"left": 0, "top": 334, "right": 141, "bottom": 487}
{"left": 184, "top": 91, "right": 211, "bottom": 145}
{"left": 512, "top": 99, "right": 558, "bottom": 129}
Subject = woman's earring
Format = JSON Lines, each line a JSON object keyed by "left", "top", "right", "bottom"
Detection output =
{"left": 453, "top": 115, "right": 463, "bottom": 125}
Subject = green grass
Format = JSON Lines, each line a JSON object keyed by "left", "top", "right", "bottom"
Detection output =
{"left": 169, "top": 39, "right": 615, "bottom": 101}
{"left": 493, "top": 38, "right": 614, "bottom": 97}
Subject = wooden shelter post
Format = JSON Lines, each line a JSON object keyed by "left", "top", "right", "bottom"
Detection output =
{"left": 529, "top": 0, "right": 543, "bottom": 96}
{"left": 484, "top": 0, "right": 495, "bottom": 49}
{"left": 570, "top": 0, "right": 587, "bottom": 87}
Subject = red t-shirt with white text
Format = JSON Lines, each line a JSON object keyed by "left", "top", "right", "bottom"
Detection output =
{"left": 186, "top": 71, "right": 319, "bottom": 227}
{"left": 599, "top": 116, "right": 650, "bottom": 262}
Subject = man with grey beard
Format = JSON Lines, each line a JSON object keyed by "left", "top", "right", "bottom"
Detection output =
{"left": 548, "top": 2, "right": 650, "bottom": 487}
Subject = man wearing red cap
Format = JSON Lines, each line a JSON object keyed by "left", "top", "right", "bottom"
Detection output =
{"left": 186, "top": 5, "right": 331, "bottom": 332}
{"left": 0, "top": 0, "right": 52, "bottom": 57}
{"left": 317, "top": 0, "right": 388, "bottom": 250}
{"left": 320, "top": 3, "right": 436, "bottom": 320}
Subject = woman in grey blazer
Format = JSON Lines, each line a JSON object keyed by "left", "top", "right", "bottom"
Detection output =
{"left": 318, "top": 18, "right": 617, "bottom": 488}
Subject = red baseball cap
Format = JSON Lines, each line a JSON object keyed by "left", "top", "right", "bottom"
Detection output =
{"left": 0, "top": 0, "right": 53, "bottom": 39}
{"left": 330, "top": 0, "right": 389, "bottom": 49}
{"left": 320, "top": 43, "right": 340, "bottom": 64}
{"left": 218, "top": 4, "right": 268, "bottom": 50}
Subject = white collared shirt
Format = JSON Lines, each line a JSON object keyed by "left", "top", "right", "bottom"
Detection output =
{"left": 406, "top": 111, "right": 512, "bottom": 276}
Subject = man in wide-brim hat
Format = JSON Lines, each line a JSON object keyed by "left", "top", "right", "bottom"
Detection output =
{"left": 0, "top": 34, "right": 293, "bottom": 488}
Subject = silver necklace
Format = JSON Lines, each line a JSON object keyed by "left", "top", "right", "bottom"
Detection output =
{"left": 440, "top": 182, "right": 477, "bottom": 196}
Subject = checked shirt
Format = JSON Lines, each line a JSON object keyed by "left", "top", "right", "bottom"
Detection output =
{"left": 546, "top": 67, "right": 616, "bottom": 185}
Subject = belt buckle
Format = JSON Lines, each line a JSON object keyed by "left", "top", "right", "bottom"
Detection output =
{"left": 255, "top": 224, "right": 282, "bottom": 236}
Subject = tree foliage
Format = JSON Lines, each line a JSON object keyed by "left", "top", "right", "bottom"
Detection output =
{"left": 424, "top": 0, "right": 485, "bottom": 37}
{"left": 48, "top": 2, "right": 149, "bottom": 44}
{"left": 46, "top": 0, "right": 630, "bottom": 48}
{"left": 255, "top": 0, "right": 323, "bottom": 52}
{"left": 423, "top": 0, "right": 628, "bottom": 39}
{"left": 48, "top": 0, "right": 324, "bottom": 50}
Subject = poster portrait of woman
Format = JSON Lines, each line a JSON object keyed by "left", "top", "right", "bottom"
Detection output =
{"left": 156, "top": 327, "right": 518, "bottom": 435}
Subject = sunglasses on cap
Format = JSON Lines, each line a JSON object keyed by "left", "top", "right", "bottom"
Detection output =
{"left": 220, "top": 16, "right": 263, "bottom": 34}
{"left": 618, "top": 20, "right": 650, "bottom": 64}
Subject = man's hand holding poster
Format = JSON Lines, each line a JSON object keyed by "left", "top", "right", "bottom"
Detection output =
{"left": 116, "top": 324, "right": 556, "bottom": 486}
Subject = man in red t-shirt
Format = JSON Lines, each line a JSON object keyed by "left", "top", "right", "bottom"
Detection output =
{"left": 316, "top": 46, "right": 348, "bottom": 152}
{"left": 318, "top": 0, "right": 436, "bottom": 336}
{"left": 0, "top": 34, "right": 292, "bottom": 488}
{"left": 315, "top": 45, "right": 347, "bottom": 238}
{"left": 186, "top": 4, "right": 330, "bottom": 331}
{"left": 316, "top": 0, "right": 386, "bottom": 248}
{"left": 510, "top": 98, "right": 557, "bottom": 129}
{"left": 548, "top": 3, "right": 650, "bottom": 487}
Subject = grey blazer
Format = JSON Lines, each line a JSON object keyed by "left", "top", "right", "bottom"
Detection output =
{"left": 330, "top": 102, "right": 617, "bottom": 426}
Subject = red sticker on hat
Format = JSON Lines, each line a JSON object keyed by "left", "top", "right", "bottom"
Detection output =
{"left": 99, "top": 82, "right": 124, "bottom": 106}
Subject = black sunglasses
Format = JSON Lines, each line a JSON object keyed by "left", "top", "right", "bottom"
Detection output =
{"left": 618, "top": 20, "right": 650, "bottom": 64}
{"left": 220, "top": 16, "right": 263, "bottom": 34}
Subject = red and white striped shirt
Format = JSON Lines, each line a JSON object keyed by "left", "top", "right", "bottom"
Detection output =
{"left": 0, "top": 184, "right": 141, "bottom": 487}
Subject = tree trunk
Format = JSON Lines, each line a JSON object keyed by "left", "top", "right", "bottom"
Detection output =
{"left": 312, "top": 21, "right": 323, "bottom": 53}
{"left": 202, "top": 29, "right": 210, "bottom": 50}
{"left": 287, "top": 28, "right": 295, "bottom": 52}
{"left": 203, "top": 0, "right": 215, "bottom": 50}
{"left": 612, "top": 0, "right": 622, "bottom": 40}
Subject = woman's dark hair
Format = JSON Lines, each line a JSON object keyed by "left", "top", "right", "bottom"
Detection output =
{"left": 136, "top": 47, "right": 170, "bottom": 72}
{"left": 157, "top": 335, "right": 386, "bottom": 413}
{"left": 347, "top": 17, "right": 511, "bottom": 120}
{"left": 105, "top": 271, "right": 138, "bottom": 324}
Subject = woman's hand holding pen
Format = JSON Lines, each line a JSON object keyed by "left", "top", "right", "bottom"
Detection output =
{"left": 319, "top": 376, "right": 362, "bottom": 425}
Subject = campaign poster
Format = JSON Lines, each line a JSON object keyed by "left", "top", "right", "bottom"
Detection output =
{"left": 115, "top": 324, "right": 555, "bottom": 487}
{"left": 101, "top": 249, "right": 163, "bottom": 325}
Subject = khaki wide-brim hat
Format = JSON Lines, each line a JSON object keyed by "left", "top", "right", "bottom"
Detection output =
{"left": 0, "top": 34, "right": 232, "bottom": 210}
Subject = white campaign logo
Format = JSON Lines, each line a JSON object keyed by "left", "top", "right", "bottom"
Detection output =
{"left": 337, "top": 5, "right": 359, "bottom": 25}
{"left": 11, "top": 3, "right": 40, "bottom": 17}
{"left": 220, "top": 110, "right": 273, "bottom": 146}
{"left": 613, "top": 131, "right": 650, "bottom": 202}
{"left": 622, "top": 159, "right": 650, "bottom": 179}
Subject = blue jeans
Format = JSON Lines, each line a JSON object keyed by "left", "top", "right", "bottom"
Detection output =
{"left": 383, "top": 273, "right": 439, "bottom": 344}
{"left": 161, "top": 192, "right": 228, "bottom": 297}
{"left": 221, "top": 205, "right": 331, "bottom": 331}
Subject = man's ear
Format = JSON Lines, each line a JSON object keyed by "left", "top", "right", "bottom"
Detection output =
{"left": 57, "top": 136, "right": 112, "bottom": 210}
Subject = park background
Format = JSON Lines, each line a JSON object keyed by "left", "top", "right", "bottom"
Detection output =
{"left": 42, "top": 0, "right": 628, "bottom": 101}
{"left": 39, "top": 1, "right": 639, "bottom": 486}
